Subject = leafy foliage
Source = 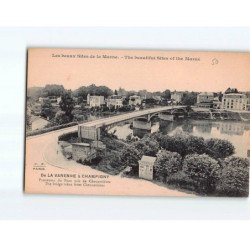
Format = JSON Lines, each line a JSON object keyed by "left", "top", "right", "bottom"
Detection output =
{"left": 41, "top": 100, "right": 54, "bottom": 119}
{"left": 41, "top": 84, "right": 65, "bottom": 97}
{"left": 182, "top": 153, "right": 221, "bottom": 194}
{"left": 216, "top": 156, "right": 249, "bottom": 197}
{"left": 181, "top": 92, "right": 197, "bottom": 105}
{"left": 133, "top": 137, "right": 160, "bottom": 157}
{"left": 120, "top": 145, "right": 141, "bottom": 175}
{"left": 154, "top": 150, "right": 182, "bottom": 182}
{"left": 205, "top": 138, "right": 235, "bottom": 159}
{"left": 162, "top": 89, "right": 171, "bottom": 100}
{"left": 55, "top": 111, "right": 72, "bottom": 125}
{"left": 73, "top": 84, "right": 113, "bottom": 99}
{"left": 59, "top": 91, "right": 74, "bottom": 120}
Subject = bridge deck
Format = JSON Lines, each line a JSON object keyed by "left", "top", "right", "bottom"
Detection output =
{"left": 80, "top": 106, "right": 186, "bottom": 128}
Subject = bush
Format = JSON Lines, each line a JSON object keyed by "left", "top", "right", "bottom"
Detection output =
{"left": 160, "top": 134, "right": 187, "bottom": 156}
{"left": 133, "top": 137, "right": 160, "bottom": 157}
{"left": 120, "top": 145, "right": 141, "bottom": 175}
{"left": 166, "top": 171, "right": 198, "bottom": 192}
{"left": 154, "top": 150, "right": 182, "bottom": 182}
{"left": 216, "top": 156, "right": 249, "bottom": 197}
{"left": 158, "top": 133, "right": 205, "bottom": 157}
{"left": 55, "top": 111, "right": 72, "bottom": 125}
{"left": 183, "top": 153, "right": 221, "bottom": 194}
{"left": 205, "top": 138, "right": 235, "bottom": 159}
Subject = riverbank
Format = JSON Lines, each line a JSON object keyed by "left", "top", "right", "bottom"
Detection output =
{"left": 189, "top": 108, "right": 250, "bottom": 121}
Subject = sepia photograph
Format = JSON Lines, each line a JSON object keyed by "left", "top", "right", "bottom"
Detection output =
{"left": 25, "top": 48, "right": 250, "bottom": 197}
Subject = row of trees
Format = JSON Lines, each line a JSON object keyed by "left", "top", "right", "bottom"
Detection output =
{"left": 117, "top": 132, "right": 249, "bottom": 197}
{"left": 28, "top": 84, "right": 196, "bottom": 103}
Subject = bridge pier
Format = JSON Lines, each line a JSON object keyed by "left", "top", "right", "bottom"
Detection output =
{"left": 78, "top": 126, "right": 100, "bottom": 141}
{"left": 133, "top": 117, "right": 152, "bottom": 130}
{"left": 158, "top": 112, "right": 175, "bottom": 121}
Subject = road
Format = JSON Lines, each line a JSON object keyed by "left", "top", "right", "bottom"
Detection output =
{"left": 82, "top": 105, "right": 186, "bottom": 128}
{"left": 25, "top": 106, "right": 191, "bottom": 196}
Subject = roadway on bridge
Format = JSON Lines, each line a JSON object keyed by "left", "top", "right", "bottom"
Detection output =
{"left": 82, "top": 105, "right": 185, "bottom": 128}
{"left": 25, "top": 106, "right": 190, "bottom": 196}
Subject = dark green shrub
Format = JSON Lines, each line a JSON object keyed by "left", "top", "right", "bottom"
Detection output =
{"left": 216, "top": 156, "right": 249, "bottom": 197}
{"left": 183, "top": 153, "right": 221, "bottom": 194}
{"left": 154, "top": 150, "right": 182, "bottom": 182}
{"left": 166, "top": 171, "right": 198, "bottom": 192}
{"left": 205, "top": 138, "right": 235, "bottom": 159}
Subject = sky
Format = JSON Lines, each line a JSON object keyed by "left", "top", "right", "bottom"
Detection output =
{"left": 27, "top": 48, "right": 250, "bottom": 92}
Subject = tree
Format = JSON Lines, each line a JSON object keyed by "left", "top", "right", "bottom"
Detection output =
{"left": 133, "top": 138, "right": 160, "bottom": 157}
{"left": 54, "top": 111, "right": 71, "bottom": 125}
{"left": 159, "top": 133, "right": 187, "bottom": 157}
{"left": 205, "top": 138, "right": 235, "bottom": 159}
{"left": 216, "top": 156, "right": 249, "bottom": 197}
{"left": 41, "top": 84, "right": 65, "bottom": 97}
{"left": 183, "top": 153, "right": 221, "bottom": 194}
{"left": 41, "top": 100, "right": 53, "bottom": 119}
{"left": 181, "top": 92, "right": 197, "bottom": 105}
{"left": 26, "top": 111, "right": 32, "bottom": 131}
{"left": 59, "top": 91, "right": 74, "bottom": 120}
{"left": 114, "top": 89, "right": 118, "bottom": 95}
{"left": 162, "top": 89, "right": 171, "bottom": 100}
{"left": 120, "top": 145, "right": 141, "bottom": 175}
{"left": 73, "top": 84, "right": 113, "bottom": 99}
{"left": 185, "top": 135, "right": 206, "bottom": 155}
{"left": 122, "top": 98, "right": 129, "bottom": 106}
{"left": 154, "top": 150, "right": 182, "bottom": 182}
{"left": 27, "top": 86, "right": 43, "bottom": 100}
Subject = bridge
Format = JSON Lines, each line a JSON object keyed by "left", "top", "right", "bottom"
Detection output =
{"left": 78, "top": 105, "right": 187, "bottom": 140}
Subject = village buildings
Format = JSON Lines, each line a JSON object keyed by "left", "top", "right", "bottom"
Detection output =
{"left": 221, "top": 93, "right": 247, "bottom": 111}
{"left": 87, "top": 94, "right": 105, "bottom": 107}
{"left": 129, "top": 95, "right": 142, "bottom": 106}
{"left": 106, "top": 95, "right": 123, "bottom": 108}
{"left": 171, "top": 91, "right": 184, "bottom": 103}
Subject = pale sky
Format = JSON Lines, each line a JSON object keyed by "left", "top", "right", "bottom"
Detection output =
{"left": 27, "top": 48, "right": 250, "bottom": 92}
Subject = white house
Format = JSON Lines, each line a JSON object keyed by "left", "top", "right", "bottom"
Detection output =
{"left": 106, "top": 95, "right": 123, "bottom": 108}
{"left": 129, "top": 95, "right": 141, "bottom": 106}
{"left": 87, "top": 94, "right": 105, "bottom": 107}
{"left": 197, "top": 92, "right": 214, "bottom": 103}
{"left": 221, "top": 93, "right": 247, "bottom": 111}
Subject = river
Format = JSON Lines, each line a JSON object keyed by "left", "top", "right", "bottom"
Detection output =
{"left": 109, "top": 119, "right": 250, "bottom": 158}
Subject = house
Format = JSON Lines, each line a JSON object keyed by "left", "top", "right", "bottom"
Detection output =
{"left": 197, "top": 92, "right": 214, "bottom": 103}
{"left": 57, "top": 97, "right": 61, "bottom": 104}
{"left": 225, "top": 87, "right": 238, "bottom": 94}
{"left": 38, "top": 97, "right": 50, "bottom": 104}
{"left": 152, "top": 95, "right": 162, "bottom": 104}
{"left": 196, "top": 92, "right": 214, "bottom": 108}
{"left": 171, "top": 91, "right": 184, "bottom": 103}
{"left": 244, "top": 91, "right": 250, "bottom": 111}
{"left": 87, "top": 94, "right": 105, "bottom": 107}
{"left": 129, "top": 95, "right": 141, "bottom": 106}
{"left": 106, "top": 95, "right": 123, "bottom": 108}
{"left": 138, "top": 155, "right": 156, "bottom": 180}
{"left": 212, "top": 96, "right": 222, "bottom": 109}
{"left": 221, "top": 93, "right": 247, "bottom": 111}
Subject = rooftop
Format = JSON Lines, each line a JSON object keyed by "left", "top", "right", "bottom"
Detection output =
{"left": 198, "top": 92, "right": 214, "bottom": 96}
{"left": 140, "top": 155, "right": 157, "bottom": 163}
{"left": 72, "top": 142, "right": 90, "bottom": 147}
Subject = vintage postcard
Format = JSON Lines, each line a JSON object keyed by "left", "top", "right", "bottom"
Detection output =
{"left": 25, "top": 48, "right": 250, "bottom": 197}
